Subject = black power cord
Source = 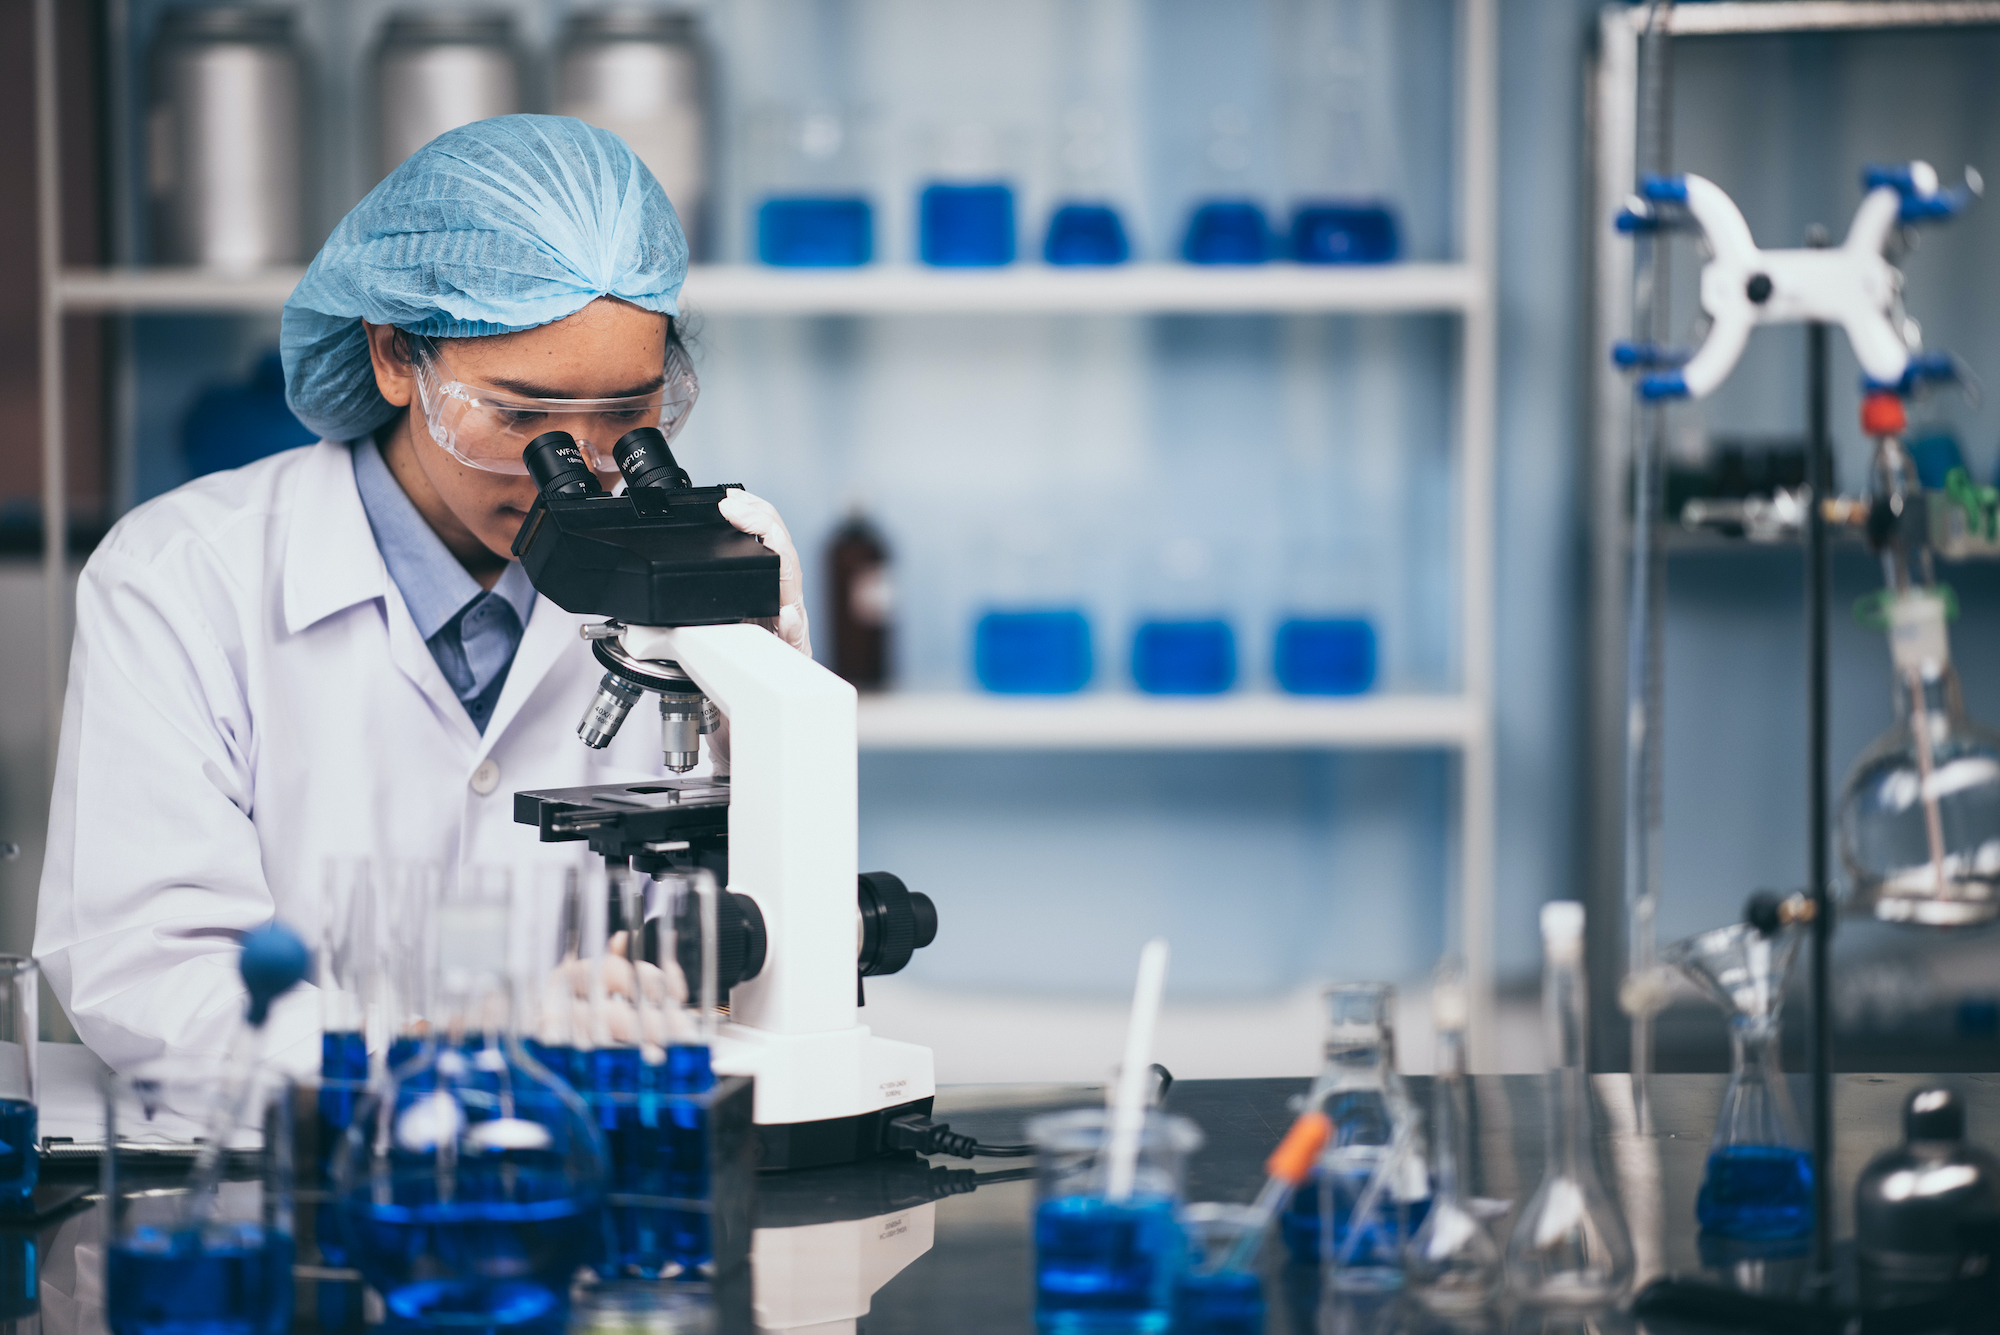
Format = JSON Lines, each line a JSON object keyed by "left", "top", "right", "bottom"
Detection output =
{"left": 885, "top": 1113, "right": 1036, "bottom": 1160}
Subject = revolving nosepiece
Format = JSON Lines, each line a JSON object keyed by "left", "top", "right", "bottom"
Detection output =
{"left": 579, "top": 671, "right": 646, "bottom": 748}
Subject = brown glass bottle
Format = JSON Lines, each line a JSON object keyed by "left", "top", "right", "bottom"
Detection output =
{"left": 828, "top": 510, "right": 891, "bottom": 689}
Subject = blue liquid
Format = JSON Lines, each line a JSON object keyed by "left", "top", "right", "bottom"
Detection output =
{"left": 921, "top": 183, "right": 1015, "bottom": 267}
{"left": 0, "top": 1230, "right": 32, "bottom": 1320}
{"left": 1290, "top": 203, "right": 1401, "bottom": 265}
{"left": 1909, "top": 431, "right": 1966, "bottom": 490}
{"left": 757, "top": 196, "right": 873, "bottom": 267}
{"left": 1274, "top": 619, "right": 1376, "bottom": 696}
{"left": 1695, "top": 1146, "right": 1815, "bottom": 1241}
{"left": 1182, "top": 201, "right": 1271, "bottom": 265}
{"left": 344, "top": 1168, "right": 596, "bottom": 1329}
{"left": 1172, "top": 1269, "right": 1262, "bottom": 1335}
{"left": 0, "top": 1098, "right": 37, "bottom": 1200}
{"left": 1131, "top": 620, "right": 1235, "bottom": 695}
{"left": 317, "top": 1031, "right": 366, "bottom": 1164}
{"left": 976, "top": 610, "right": 1093, "bottom": 694}
{"left": 1034, "top": 1195, "right": 1180, "bottom": 1333}
{"left": 1278, "top": 1167, "right": 1430, "bottom": 1267}
{"left": 1045, "top": 204, "right": 1130, "bottom": 266}
{"left": 107, "top": 1227, "right": 294, "bottom": 1335}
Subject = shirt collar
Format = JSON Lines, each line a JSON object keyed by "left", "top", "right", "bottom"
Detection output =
{"left": 352, "top": 437, "right": 489, "bottom": 641}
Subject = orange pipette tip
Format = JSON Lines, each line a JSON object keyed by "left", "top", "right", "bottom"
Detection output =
{"left": 1265, "top": 1111, "right": 1332, "bottom": 1185}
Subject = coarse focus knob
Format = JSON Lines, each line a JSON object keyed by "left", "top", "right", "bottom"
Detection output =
{"left": 613, "top": 426, "right": 692, "bottom": 492}
{"left": 674, "top": 890, "right": 767, "bottom": 1002}
{"left": 524, "top": 431, "right": 604, "bottom": 498}
{"left": 858, "top": 871, "right": 938, "bottom": 978}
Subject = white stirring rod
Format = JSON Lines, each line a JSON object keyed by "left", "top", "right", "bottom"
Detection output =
{"left": 1105, "top": 937, "right": 1170, "bottom": 1203}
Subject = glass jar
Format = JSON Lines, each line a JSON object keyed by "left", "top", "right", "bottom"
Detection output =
{"left": 373, "top": 12, "right": 522, "bottom": 180}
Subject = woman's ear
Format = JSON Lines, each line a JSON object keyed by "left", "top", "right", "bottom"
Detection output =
{"left": 362, "top": 321, "right": 416, "bottom": 409}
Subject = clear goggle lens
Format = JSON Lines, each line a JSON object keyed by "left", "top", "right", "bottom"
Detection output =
{"left": 412, "top": 336, "right": 700, "bottom": 476}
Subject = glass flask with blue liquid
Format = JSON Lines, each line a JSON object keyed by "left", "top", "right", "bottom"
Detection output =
{"left": 334, "top": 881, "right": 607, "bottom": 1333}
{"left": 1663, "top": 919, "right": 1815, "bottom": 1242}
{"left": 104, "top": 1061, "right": 296, "bottom": 1335}
{"left": 1274, "top": 539, "right": 1382, "bottom": 696}
{"left": 1028, "top": 1106, "right": 1203, "bottom": 1334}
{"left": 751, "top": 108, "right": 874, "bottom": 267}
{"left": 1043, "top": 97, "right": 1132, "bottom": 266}
{"left": 974, "top": 523, "right": 1095, "bottom": 695}
{"left": 1277, "top": 0, "right": 1405, "bottom": 266}
{"left": 1281, "top": 983, "right": 1429, "bottom": 1291}
{"left": 920, "top": 122, "right": 1017, "bottom": 267}
{"left": 315, "top": 860, "right": 388, "bottom": 1332}
{"left": 0, "top": 957, "right": 38, "bottom": 1209}
{"left": 1129, "top": 536, "right": 1235, "bottom": 696}
{"left": 1181, "top": 105, "right": 1273, "bottom": 265}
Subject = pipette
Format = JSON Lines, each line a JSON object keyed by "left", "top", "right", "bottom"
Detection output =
{"left": 1210, "top": 1110, "right": 1333, "bottom": 1275}
{"left": 1105, "top": 938, "right": 1169, "bottom": 1202}
{"left": 185, "top": 922, "right": 310, "bottom": 1212}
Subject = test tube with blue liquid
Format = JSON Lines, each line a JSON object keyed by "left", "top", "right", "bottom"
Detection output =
{"left": 0, "top": 958, "right": 37, "bottom": 1211}
{"left": 332, "top": 871, "right": 607, "bottom": 1330}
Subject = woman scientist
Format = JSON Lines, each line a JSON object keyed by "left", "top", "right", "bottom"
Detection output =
{"left": 36, "top": 117, "right": 809, "bottom": 1074}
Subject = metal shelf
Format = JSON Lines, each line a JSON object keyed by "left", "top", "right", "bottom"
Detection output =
{"left": 56, "top": 262, "right": 1486, "bottom": 317}
{"left": 856, "top": 692, "right": 1478, "bottom": 751}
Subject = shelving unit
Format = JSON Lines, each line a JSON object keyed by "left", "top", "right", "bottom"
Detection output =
{"left": 35, "top": 0, "right": 1499, "bottom": 1064}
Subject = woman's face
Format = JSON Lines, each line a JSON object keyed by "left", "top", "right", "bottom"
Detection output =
{"left": 363, "top": 297, "right": 670, "bottom": 561}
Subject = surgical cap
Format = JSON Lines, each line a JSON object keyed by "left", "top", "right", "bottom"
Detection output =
{"left": 281, "top": 115, "right": 689, "bottom": 442}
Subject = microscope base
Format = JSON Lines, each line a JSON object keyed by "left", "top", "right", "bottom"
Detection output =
{"left": 712, "top": 1023, "right": 937, "bottom": 1171}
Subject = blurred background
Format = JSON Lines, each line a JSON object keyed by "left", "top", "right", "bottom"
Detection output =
{"left": 3, "top": 0, "right": 2000, "bottom": 1083}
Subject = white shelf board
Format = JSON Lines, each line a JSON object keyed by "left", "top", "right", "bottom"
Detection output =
{"left": 56, "top": 262, "right": 1483, "bottom": 316}
{"left": 855, "top": 692, "right": 1477, "bottom": 751}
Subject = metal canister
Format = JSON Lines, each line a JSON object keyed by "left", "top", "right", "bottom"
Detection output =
{"left": 146, "top": 7, "right": 305, "bottom": 269}
{"left": 374, "top": 12, "right": 523, "bottom": 180}
{"left": 556, "top": 10, "right": 708, "bottom": 255}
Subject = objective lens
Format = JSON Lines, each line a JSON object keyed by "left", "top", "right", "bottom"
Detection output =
{"left": 579, "top": 672, "right": 646, "bottom": 748}
{"left": 661, "top": 691, "right": 705, "bottom": 773}
{"left": 613, "top": 427, "right": 692, "bottom": 492}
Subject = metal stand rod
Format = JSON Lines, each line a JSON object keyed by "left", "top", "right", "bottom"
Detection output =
{"left": 1805, "top": 315, "right": 1835, "bottom": 1288}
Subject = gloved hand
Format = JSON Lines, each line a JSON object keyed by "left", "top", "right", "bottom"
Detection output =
{"left": 719, "top": 489, "right": 812, "bottom": 658}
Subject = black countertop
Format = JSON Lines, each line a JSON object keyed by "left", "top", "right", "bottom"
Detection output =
{"left": 24, "top": 1072, "right": 2000, "bottom": 1333}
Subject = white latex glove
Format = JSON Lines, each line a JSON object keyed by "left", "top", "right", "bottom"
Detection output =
{"left": 718, "top": 489, "right": 812, "bottom": 658}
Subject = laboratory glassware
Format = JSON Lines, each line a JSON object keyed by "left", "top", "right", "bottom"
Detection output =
{"left": 1403, "top": 960, "right": 1501, "bottom": 1312}
{"left": 1856, "top": 1087, "right": 2000, "bottom": 1310}
{"left": 1043, "top": 105, "right": 1131, "bottom": 266}
{"left": 1505, "top": 902, "right": 1634, "bottom": 1306}
{"left": 557, "top": 11, "right": 708, "bottom": 258}
{"left": 1275, "top": 538, "right": 1381, "bottom": 695}
{"left": 318, "top": 859, "right": 376, "bottom": 1134}
{"left": 1662, "top": 921, "right": 1813, "bottom": 1241}
{"left": 747, "top": 0, "right": 874, "bottom": 266}
{"left": 1281, "top": 983, "right": 1428, "bottom": 1290}
{"left": 1278, "top": 0, "right": 1402, "bottom": 264}
{"left": 1838, "top": 584, "right": 2000, "bottom": 927}
{"left": 373, "top": 13, "right": 523, "bottom": 181}
{"left": 1130, "top": 536, "right": 1235, "bottom": 696}
{"left": 973, "top": 522, "right": 1094, "bottom": 694}
{"left": 147, "top": 7, "right": 304, "bottom": 269}
{"left": 1028, "top": 1106, "right": 1202, "bottom": 1334}
{"left": 333, "top": 871, "right": 607, "bottom": 1328}
{"left": 0, "top": 958, "right": 35, "bottom": 1203}
{"left": 1174, "top": 1204, "right": 1263, "bottom": 1335}
{"left": 103, "top": 1062, "right": 295, "bottom": 1335}
{"left": 920, "top": 124, "right": 1017, "bottom": 268}
{"left": 828, "top": 508, "right": 892, "bottom": 689}
{"left": 1181, "top": 106, "right": 1273, "bottom": 265}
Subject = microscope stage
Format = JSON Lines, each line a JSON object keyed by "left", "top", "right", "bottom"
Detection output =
{"left": 514, "top": 777, "right": 731, "bottom": 858}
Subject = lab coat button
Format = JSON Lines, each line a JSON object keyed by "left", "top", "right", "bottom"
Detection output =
{"left": 470, "top": 759, "right": 500, "bottom": 795}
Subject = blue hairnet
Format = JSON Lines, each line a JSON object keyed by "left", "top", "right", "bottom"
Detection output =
{"left": 281, "top": 115, "right": 688, "bottom": 442}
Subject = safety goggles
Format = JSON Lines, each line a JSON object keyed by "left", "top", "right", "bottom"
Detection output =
{"left": 410, "top": 335, "right": 700, "bottom": 476}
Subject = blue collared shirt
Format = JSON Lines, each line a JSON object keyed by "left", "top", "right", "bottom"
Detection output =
{"left": 351, "top": 439, "right": 536, "bottom": 734}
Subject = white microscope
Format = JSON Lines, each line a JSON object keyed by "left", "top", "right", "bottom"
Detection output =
{"left": 509, "top": 429, "right": 938, "bottom": 1170}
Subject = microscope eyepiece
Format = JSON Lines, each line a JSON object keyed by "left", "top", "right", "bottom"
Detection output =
{"left": 612, "top": 427, "right": 692, "bottom": 493}
{"left": 524, "top": 431, "right": 605, "bottom": 498}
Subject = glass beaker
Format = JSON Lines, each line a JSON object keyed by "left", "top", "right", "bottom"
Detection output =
{"left": 972, "top": 519, "right": 1095, "bottom": 695}
{"left": 103, "top": 1061, "right": 295, "bottom": 1335}
{"left": 1662, "top": 921, "right": 1814, "bottom": 1241}
{"left": 1274, "top": 537, "right": 1382, "bottom": 697}
{"left": 1504, "top": 903, "right": 1634, "bottom": 1307}
{"left": 919, "top": 122, "right": 1018, "bottom": 267}
{"left": 1281, "top": 983, "right": 1428, "bottom": 1290}
{"left": 1173, "top": 1203, "right": 1263, "bottom": 1335}
{"left": 1839, "top": 587, "right": 2000, "bottom": 927}
{"left": 1028, "top": 1106, "right": 1202, "bottom": 1334}
{"left": 1130, "top": 535, "right": 1235, "bottom": 696}
{"left": 0, "top": 958, "right": 36, "bottom": 1205}
{"left": 332, "top": 871, "right": 607, "bottom": 1328}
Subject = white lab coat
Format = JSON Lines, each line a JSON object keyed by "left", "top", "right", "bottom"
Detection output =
{"left": 36, "top": 439, "right": 667, "bottom": 1076}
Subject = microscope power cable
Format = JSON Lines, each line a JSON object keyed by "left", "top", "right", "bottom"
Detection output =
{"left": 885, "top": 1114, "right": 1036, "bottom": 1160}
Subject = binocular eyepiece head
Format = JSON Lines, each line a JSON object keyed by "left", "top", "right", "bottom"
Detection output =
{"left": 522, "top": 428, "right": 692, "bottom": 500}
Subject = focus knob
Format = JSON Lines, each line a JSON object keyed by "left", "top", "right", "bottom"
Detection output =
{"left": 858, "top": 871, "right": 938, "bottom": 978}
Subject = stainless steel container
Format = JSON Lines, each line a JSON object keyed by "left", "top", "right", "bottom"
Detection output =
{"left": 557, "top": 10, "right": 708, "bottom": 255}
{"left": 147, "top": 7, "right": 305, "bottom": 270}
{"left": 374, "top": 12, "right": 523, "bottom": 180}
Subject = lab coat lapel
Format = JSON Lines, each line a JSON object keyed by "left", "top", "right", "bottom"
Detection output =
{"left": 381, "top": 580, "right": 483, "bottom": 752}
{"left": 479, "top": 596, "right": 578, "bottom": 757}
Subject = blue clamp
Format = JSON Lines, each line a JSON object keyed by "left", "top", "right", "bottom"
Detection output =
{"left": 1613, "top": 341, "right": 1692, "bottom": 369}
{"left": 1639, "top": 174, "right": 1689, "bottom": 204}
{"left": 1863, "top": 350, "right": 1961, "bottom": 397}
{"left": 1640, "top": 370, "right": 1691, "bottom": 401}
{"left": 1862, "top": 162, "right": 1980, "bottom": 224}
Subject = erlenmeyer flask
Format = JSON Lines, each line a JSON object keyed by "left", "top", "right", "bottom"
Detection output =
{"left": 333, "top": 871, "right": 607, "bottom": 1328}
{"left": 1404, "top": 960, "right": 1501, "bottom": 1312}
{"left": 1505, "top": 903, "right": 1634, "bottom": 1307}
{"left": 1838, "top": 587, "right": 2000, "bottom": 927}
{"left": 1663, "top": 921, "right": 1813, "bottom": 1241}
